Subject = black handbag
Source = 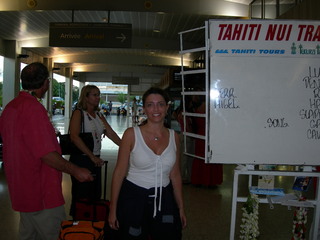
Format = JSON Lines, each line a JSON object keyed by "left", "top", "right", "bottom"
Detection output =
{"left": 59, "top": 109, "right": 94, "bottom": 155}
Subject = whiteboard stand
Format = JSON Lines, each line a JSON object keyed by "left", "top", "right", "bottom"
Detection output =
{"left": 235, "top": 164, "right": 255, "bottom": 171}
{"left": 303, "top": 166, "right": 313, "bottom": 172}
{"left": 230, "top": 168, "right": 320, "bottom": 240}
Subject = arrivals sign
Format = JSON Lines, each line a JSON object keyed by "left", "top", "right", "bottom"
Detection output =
{"left": 209, "top": 20, "right": 320, "bottom": 57}
{"left": 49, "top": 23, "right": 132, "bottom": 48}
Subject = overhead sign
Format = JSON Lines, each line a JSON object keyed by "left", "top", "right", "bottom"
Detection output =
{"left": 112, "top": 76, "right": 139, "bottom": 85}
{"left": 49, "top": 23, "right": 132, "bottom": 48}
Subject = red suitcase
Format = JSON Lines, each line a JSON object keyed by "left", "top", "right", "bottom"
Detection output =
{"left": 74, "top": 161, "right": 110, "bottom": 221}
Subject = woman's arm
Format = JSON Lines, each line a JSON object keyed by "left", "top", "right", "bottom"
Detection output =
{"left": 99, "top": 113, "right": 121, "bottom": 146}
{"left": 108, "top": 127, "right": 134, "bottom": 230}
{"left": 170, "top": 131, "right": 187, "bottom": 229}
{"left": 69, "top": 109, "right": 103, "bottom": 166}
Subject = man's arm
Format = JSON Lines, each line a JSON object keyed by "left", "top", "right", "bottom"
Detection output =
{"left": 41, "top": 151, "right": 94, "bottom": 182}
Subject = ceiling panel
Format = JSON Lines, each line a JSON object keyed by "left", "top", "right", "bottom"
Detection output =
{"left": 0, "top": 0, "right": 251, "bottom": 83}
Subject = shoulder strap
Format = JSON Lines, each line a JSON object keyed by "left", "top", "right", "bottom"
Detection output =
{"left": 68, "top": 109, "right": 85, "bottom": 133}
{"left": 80, "top": 109, "right": 85, "bottom": 133}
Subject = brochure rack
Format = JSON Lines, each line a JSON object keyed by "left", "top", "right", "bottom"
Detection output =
{"left": 230, "top": 167, "right": 320, "bottom": 240}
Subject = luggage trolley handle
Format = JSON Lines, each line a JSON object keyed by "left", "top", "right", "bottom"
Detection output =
{"left": 103, "top": 160, "right": 108, "bottom": 200}
{"left": 92, "top": 160, "right": 108, "bottom": 220}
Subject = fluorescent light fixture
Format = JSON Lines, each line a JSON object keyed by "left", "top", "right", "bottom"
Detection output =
{"left": 224, "top": 0, "right": 252, "bottom": 4}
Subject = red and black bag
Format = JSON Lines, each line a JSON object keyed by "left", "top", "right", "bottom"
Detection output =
{"left": 74, "top": 161, "right": 110, "bottom": 221}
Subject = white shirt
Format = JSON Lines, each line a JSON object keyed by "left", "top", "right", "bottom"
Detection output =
{"left": 127, "top": 126, "right": 177, "bottom": 216}
{"left": 127, "top": 126, "right": 176, "bottom": 189}
{"left": 83, "top": 110, "right": 105, "bottom": 155}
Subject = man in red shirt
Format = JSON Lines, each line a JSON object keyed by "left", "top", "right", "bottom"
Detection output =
{"left": 0, "top": 62, "right": 93, "bottom": 240}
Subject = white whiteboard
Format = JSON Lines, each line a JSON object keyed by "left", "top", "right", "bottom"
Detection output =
{"left": 209, "top": 56, "right": 320, "bottom": 165}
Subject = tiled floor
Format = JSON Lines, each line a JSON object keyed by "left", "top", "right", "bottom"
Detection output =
{"left": 0, "top": 114, "right": 318, "bottom": 240}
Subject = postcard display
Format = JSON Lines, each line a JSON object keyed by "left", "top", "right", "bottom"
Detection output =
{"left": 207, "top": 20, "right": 320, "bottom": 239}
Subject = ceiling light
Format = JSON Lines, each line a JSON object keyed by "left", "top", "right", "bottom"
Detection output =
{"left": 27, "top": 0, "right": 37, "bottom": 8}
{"left": 224, "top": 0, "right": 252, "bottom": 4}
{"left": 144, "top": 1, "right": 152, "bottom": 9}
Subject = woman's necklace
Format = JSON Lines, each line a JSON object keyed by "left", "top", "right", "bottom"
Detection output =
{"left": 153, "top": 129, "right": 166, "bottom": 141}
{"left": 144, "top": 126, "right": 165, "bottom": 141}
{"left": 86, "top": 112, "right": 102, "bottom": 142}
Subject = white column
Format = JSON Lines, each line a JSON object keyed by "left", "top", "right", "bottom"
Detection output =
{"left": 77, "top": 73, "right": 86, "bottom": 96}
{"left": 43, "top": 58, "right": 53, "bottom": 116}
{"left": 64, "top": 67, "right": 73, "bottom": 120}
{"left": 2, "top": 40, "right": 20, "bottom": 107}
{"left": 127, "top": 84, "right": 131, "bottom": 117}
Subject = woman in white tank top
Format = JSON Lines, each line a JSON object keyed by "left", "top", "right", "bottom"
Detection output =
{"left": 108, "top": 87, "right": 187, "bottom": 240}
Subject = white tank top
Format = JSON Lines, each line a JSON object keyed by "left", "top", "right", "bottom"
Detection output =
{"left": 82, "top": 110, "right": 105, "bottom": 155}
{"left": 127, "top": 126, "right": 177, "bottom": 189}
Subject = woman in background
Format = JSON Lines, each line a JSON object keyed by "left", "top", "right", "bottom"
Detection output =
{"left": 69, "top": 85, "right": 121, "bottom": 217}
{"left": 174, "top": 96, "right": 195, "bottom": 184}
{"left": 191, "top": 94, "right": 223, "bottom": 187}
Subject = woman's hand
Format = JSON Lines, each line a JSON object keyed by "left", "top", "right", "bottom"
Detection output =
{"left": 90, "top": 156, "right": 105, "bottom": 167}
{"left": 180, "top": 208, "right": 187, "bottom": 229}
{"left": 108, "top": 207, "right": 119, "bottom": 230}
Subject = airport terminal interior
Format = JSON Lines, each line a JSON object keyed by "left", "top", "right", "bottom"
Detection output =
{"left": 1, "top": 0, "right": 320, "bottom": 240}
{"left": 0, "top": 114, "right": 319, "bottom": 240}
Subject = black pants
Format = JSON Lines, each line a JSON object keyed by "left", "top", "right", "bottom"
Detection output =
{"left": 69, "top": 154, "right": 102, "bottom": 217}
{"left": 116, "top": 179, "right": 182, "bottom": 240}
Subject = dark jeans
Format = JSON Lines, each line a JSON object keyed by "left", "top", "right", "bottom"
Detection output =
{"left": 116, "top": 179, "right": 182, "bottom": 240}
